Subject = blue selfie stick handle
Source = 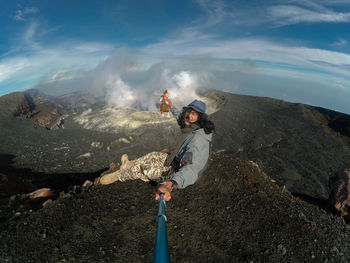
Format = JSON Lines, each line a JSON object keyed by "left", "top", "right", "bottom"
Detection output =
{"left": 153, "top": 194, "right": 170, "bottom": 263}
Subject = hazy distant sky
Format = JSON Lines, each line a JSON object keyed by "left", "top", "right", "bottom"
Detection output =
{"left": 1, "top": 0, "right": 350, "bottom": 113}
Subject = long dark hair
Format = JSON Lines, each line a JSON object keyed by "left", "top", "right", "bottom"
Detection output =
{"left": 178, "top": 108, "right": 215, "bottom": 134}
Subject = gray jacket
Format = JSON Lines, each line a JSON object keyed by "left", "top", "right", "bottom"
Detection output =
{"left": 170, "top": 127, "right": 212, "bottom": 189}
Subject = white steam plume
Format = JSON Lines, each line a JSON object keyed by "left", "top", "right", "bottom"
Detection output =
{"left": 34, "top": 48, "right": 238, "bottom": 110}
{"left": 106, "top": 76, "right": 136, "bottom": 107}
{"left": 167, "top": 71, "right": 203, "bottom": 107}
{"left": 89, "top": 50, "right": 213, "bottom": 109}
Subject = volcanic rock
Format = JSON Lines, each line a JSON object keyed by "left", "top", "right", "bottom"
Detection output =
{"left": 0, "top": 89, "right": 63, "bottom": 129}
{"left": 82, "top": 180, "right": 93, "bottom": 188}
{"left": 329, "top": 168, "right": 350, "bottom": 221}
{"left": 77, "top": 152, "right": 92, "bottom": 159}
{"left": 42, "top": 199, "right": 53, "bottom": 208}
{"left": 26, "top": 188, "right": 54, "bottom": 199}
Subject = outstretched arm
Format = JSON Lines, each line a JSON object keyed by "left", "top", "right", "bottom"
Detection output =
{"left": 171, "top": 135, "right": 210, "bottom": 189}
{"left": 170, "top": 106, "right": 181, "bottom": 120}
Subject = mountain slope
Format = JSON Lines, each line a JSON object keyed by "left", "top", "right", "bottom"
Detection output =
{"left": 1, "top": 153, "right": 349, "bottom": 262}
{"left": 211, "top": 92, "right": 350, "bottom": 199}
{"left": 1, "top": 90, "right": 350, "bottom": 201}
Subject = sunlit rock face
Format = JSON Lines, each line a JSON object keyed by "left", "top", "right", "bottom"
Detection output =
{"left": 73, "top": 107, "right": 176, "bottom": 133}
{"left": 329, "top": 168, "right": 350, "bottom": 221}
{"left": 0, "top": 88, "right": 223, "bottom": 132}
{"left": 72, "top": 94, "right": 222, "bottom": 133}
{"left": 0, "top": 89, "right": 223, "bottom": 177}
{"left": 17, "top": 92, "right": 63, "bottom": 130}
{"left": 0, "top": 89, "right": 63, "bottom": 129}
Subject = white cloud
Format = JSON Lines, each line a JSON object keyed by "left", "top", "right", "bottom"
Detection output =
{"left": 14, "top": 21, "right": 42, "bottom": 51}
{"left": 13, "top": 7, "right": 39, "bottom": 21}
{"left": 14, "top": 10, "right": 25, "bottom": 21}
{"left": 3, "top": 34, "right": 350, "bottom": 113}
{"left": 24, "top": 21, "right": 39, "bottom": 42}
{"left": 141, "top": 35, "right": 350, "bottom": 100}
{"left": 50, "top": 69, "right": 72, "bottom": 82}
{"left": 0, "top": 59, "right": 27, "bottom": 82}
{"left": 331, "top": 39, "right": 348, "bottom": 47}
{"left": 268, "top": 5, "right": 350, "bottom": 25}
{"left": 3, "top": 0, "right": 350, "bottom": 114}
{"left": 144, "top": 37, "right": 350, "bottom": 68}
{"left": 191, "top": 0, "right": 350, "bottom": 29}
{"left": 0, "top": 40, "right": 114, "bottom": 96}
{"left": 73, "top": 42, "right": 115, "bottom": 53}
{"left": 334, "top": 83, "right": 347, "bottom": 90}
{"left": 257, "top": 62, "right": 350, "bottom": 90}
{"left": 195, "top": 0, "right": 227, "bottom": 28}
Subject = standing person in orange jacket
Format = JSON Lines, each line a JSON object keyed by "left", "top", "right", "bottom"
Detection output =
{"left": 159, "top": 90, "right": 172, "bottom": 117}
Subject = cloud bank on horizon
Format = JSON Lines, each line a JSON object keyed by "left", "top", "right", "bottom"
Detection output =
{"left": 1, "top": 0, "right": 350, "bottom": 113}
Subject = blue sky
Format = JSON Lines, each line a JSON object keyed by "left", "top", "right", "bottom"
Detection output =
{"left": 1, "top": 0, "right": 350, "bottom": 113}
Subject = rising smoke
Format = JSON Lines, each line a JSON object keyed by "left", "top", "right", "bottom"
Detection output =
{"left": 35, "top": 47, "right": 217, "bottom": 110}
{"left": 104, "top": 70, "right": 205, "bottom": 110}
{"left": 29, "top": 46, "right": 350, "bottom": 114}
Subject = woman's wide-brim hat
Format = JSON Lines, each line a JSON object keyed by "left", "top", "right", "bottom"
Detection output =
{"left": 184, "top": 99, "right": 208, "bottom": 118}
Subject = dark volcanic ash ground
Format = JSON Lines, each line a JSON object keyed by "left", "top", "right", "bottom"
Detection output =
{"left": 1, "top": 153, "right": 350, "bottom": 262}
{"left": 2, "top": 90, "right": 350, "bottom": 200}
{"left": 1, "top": 90, "right": 350, "bottom": 262}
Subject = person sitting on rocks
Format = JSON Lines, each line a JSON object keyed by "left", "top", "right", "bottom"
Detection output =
{"left": 99, "top": 99, "right": 215, "bottom": 202}
{"left": 99, "top": 151, "right": 171, "bottom": 184}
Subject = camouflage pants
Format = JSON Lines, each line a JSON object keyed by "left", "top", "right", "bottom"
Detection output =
{"left": 100, "top": 152, "right": 171, "bottom": 184}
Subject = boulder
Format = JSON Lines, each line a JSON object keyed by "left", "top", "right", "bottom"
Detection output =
{"left": 82, "top": 180, "right": 93, "bottom": 188}
{"left": 42, "top": 199, "right": 53, "bottom": 208}
{"left": 329, "top": 168, "right": 350, "bottom": 220}
{"left": 77, "top": 152, "right": 91, "bottom": 159}
{"left": 27, "top": 188, "right": 54, "bottom": 199}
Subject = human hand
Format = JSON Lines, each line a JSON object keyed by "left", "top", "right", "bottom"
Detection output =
{"left": 155, "top": 181, "right": 173, "bottom": 201}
